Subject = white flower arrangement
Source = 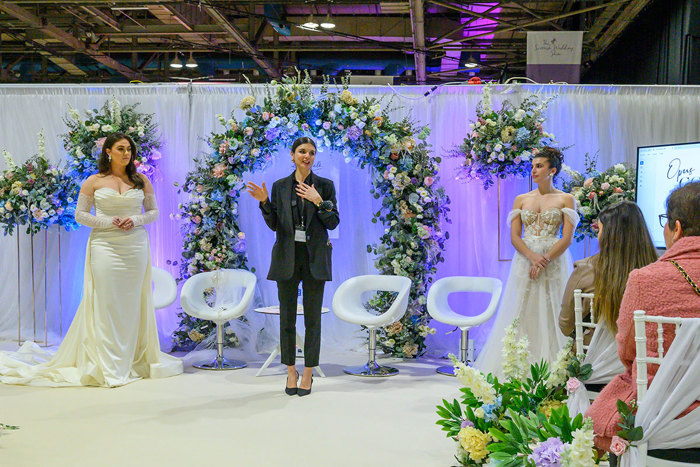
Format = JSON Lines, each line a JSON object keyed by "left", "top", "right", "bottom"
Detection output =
{"left": 501, "top": 318, "right": 531, "bottom": 380}
{"left": 561, "top": 419, "right": 596, "bottom": 467}
{"left": 546, "top": 339, "right": 574, "bottom": 388}
{"left": 451, "top": 355, "right": 496, "bottom": 405}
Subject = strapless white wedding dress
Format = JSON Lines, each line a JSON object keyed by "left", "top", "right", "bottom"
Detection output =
{"left": 0, "top": 188, "right": 182, "bottom": 387}
{"left": 474, "top": 207, "right": 579, "bottom": 376}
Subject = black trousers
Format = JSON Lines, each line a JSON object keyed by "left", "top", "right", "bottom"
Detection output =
{"left": 276, "top": 242, "right": 325, "bottom": 368}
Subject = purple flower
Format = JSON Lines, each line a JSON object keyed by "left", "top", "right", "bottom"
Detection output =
{"left": 264, "top": 127, "right": 281, "bottom": 141}
{"left": 233, "top": 239, "right": 246, "bottom": 254}
{"left": 528, "top": 437, "right": 566, "bottom": 467}
{"left": 460, "top": 419, "right": 474, "bottom": 428}
{"left": 346, "top": 125, "right": 362, "bottom": 141}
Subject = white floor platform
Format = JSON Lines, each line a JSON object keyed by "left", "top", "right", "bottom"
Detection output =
{"left": 0, "top": 347, "right": 462, "bottom": 467}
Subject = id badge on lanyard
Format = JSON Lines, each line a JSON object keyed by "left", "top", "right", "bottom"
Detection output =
{"left": 294, "top": 199, "right": 306, "bottom": 242}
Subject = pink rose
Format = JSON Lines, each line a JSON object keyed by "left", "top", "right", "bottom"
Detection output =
{"left": 614, "top": 187, "right": 623, "bottom": 193}
{"left": 337, "top": 124, "right": 344, "bottom": 130}
{"left": 390, "top": 153, "right": 399, "bottom": 160}
{"left": 599, "top": 190, "right": 604, "bottom": 195}
{"left": 588, "top": 192, "right": 596, "bottom": 200}
{"left": 244, "top": 127, "right": 254, "bottom": 136}
{"left": 566, "top": 377, "right": 581, "bottom": 393}
{"left": 134, "top": 160, "right": 140, "bottom": 167}
{"left": 583, "top": 178, "right": 594, "bottom": 188}
{"left": 95, "top": 137, "right": 107, "bottom": 149}
{"left": 601, "top": 182, "right": 611, "bottom": 190}
{"left": 192, "top": 215, "right": 201, "bottom": 224}
{"left": 424, "top": 176, "right": 434, "bottom": 187}
{"left": 609, "top": 436, "right": 629, "bottom": 456}
{"left": 262, "top": 112, "right": 270, "bottom": 121}
{"left": 531, "top": 148, "right": 540, "bottom": 156}
{"left": 196, "top": 185, "right": 204, "bottom": 193}
{"left": 212, "top": 163, "right": 226, "bottom": 178}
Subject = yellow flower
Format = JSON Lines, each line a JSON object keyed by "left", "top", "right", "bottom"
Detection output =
{"left": 457, "top": 426, "right": 491, "bottom": 463}
{"left": 474, "top": 407, "right": 485, "bottom": 419}
{"left": 538, "top": 399, "right": 564, "bottom": 418}
{"left": 188, "top": 329, "right": 205, "bottom": 343}
{"left": 385, "top": 321, "right": 403, "bottom": 336}
{"left": 500, "top": 126, "right": 516, "bottom": 142}
{"left": 239, "top": 95, "right": 256, "bottom": 110}
{"left": 340, "top": 90, "right": 356, "bottom": 105}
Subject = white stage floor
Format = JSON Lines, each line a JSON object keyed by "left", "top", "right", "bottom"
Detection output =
{"left": 1, "top": 347, "right": 462, "bottom": 467}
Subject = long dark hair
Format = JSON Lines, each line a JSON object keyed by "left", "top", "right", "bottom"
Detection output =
{"left": 594, "top": 200, "right": 657, "bottom": 332}
{"left": 291, "top": 137, "right": 316, "bottom": 153}
{"left": 97, "top": 133, "right": 144, "bottom": 189}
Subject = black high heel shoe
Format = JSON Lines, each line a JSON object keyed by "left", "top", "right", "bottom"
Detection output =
{"left": 297, "top": 375, "right": 313, "bottom": 397}
{"left": 285, "top": 371, "right": 299, "bottom": 396}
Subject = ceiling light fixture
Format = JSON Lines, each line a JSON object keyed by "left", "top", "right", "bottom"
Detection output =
{"left": 464, "top": 54, "right": 479, "bottom": 68}
{"left": 320, "top": 6, "right": 335, "bottom": 29}
{"left": 170, "top": 54, "right": 183, "bottom": 69}
{"left": 302, "top": 13, "right": 319, "bottom": 29}
{"left": 185, "top": 52, "right": 198, "bottom": 68}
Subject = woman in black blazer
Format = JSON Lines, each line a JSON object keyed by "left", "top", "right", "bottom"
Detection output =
{"left": 246, "top": 137, "right": 339, "bottom": 396}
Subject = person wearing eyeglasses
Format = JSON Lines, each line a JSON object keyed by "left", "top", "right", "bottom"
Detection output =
{"left": 586, "top": 181, "right": 700, "bottom": 461}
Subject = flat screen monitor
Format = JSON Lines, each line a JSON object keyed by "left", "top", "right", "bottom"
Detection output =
{"left": 636, "top": 141, "right": 700, "bottom": 249}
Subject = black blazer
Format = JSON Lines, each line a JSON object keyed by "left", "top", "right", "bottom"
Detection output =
{"left": 259, "top": 171, "right": 340, "bottom": 281}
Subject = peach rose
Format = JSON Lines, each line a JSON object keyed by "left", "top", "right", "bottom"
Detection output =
{"left": 583, "top": 178, "right": 594, "bottom": 188}
{"left": 609, "top": 436, "right": 629, "bottom": 456}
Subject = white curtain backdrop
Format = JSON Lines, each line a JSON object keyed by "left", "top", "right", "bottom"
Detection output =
{"left": 1, "top": 83, "right": 700, "bottom": 357}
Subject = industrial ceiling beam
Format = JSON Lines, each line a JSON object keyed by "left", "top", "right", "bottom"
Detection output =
{"left": 201, "top": 1, "right": 280, "bottom": 78}
{"left": 589, "top": 0, "right": 653, "bottom": 62}
{"left": 408, "top": 0, "right": 426, "bottom": 84}
{"left": 426, "top": 0, "right": 630, "bottom": 50}
{"left": 0, "top": 1, "right": 142, "bottom": 79}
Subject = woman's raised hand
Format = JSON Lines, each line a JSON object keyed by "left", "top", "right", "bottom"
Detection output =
{"left": 246, "top": 181, "right": 268, "bottom": 203}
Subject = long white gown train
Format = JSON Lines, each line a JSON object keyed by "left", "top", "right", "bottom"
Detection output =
{"left": 0, "top": 188, "right": 182, "bottom": 387}
{"left": 474, "top": 207, "right": 579, "bottom": 376}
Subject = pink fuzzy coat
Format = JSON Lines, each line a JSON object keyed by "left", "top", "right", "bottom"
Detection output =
{"left": 585, "top": 236, "right": 700, "bottom": 451}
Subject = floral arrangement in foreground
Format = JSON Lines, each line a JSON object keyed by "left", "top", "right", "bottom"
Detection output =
{"left": 561, "top": 153, "right": 636, "bottom": 241}
{"left": 0, "top": 131, "right": 80, "bottom": 235}
{"left": 436, "top": 320, "right": 600, "bottom": 465}
{"left": 172, "top": 72, "right": 450, "bottom": 354}
{"left": 452, "top": 83, "right": 556, "bottom": 189}
{"left": 62, "top": 96, "right": 162, "bottom": 180}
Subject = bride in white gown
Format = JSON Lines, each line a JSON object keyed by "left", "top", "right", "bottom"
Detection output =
{"left": 0, "top": 133, "right": 182, "bottom": 387}
{"left": 474, "top": 147, "right": 579, "bottom": 376}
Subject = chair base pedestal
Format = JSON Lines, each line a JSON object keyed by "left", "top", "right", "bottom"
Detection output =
{"left": 344, "top": 361, "right": 399, "bottom": 377}
{"left": 193, "top": 357, "right": 247, "bottom": 371}
{"left": 436, "top": 365, "right": 458, "bottom": 376}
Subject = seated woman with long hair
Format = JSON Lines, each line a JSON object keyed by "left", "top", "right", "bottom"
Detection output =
{"left": 586, "top": 181, "right": 700, "bottom": 458}
{"left": 559, "top": 200, "right": 657, "bottom": 389}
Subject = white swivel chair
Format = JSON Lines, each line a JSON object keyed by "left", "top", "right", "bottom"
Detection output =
{"left": 332, "top": 275, "right": 412, "bottom": 377}
{"left": 427, "top": 276, "right": 502, "bottom": 376}
{"left": 152, "top": 267, "right": 178, "bottom": 310}
{"left": 180, "top": 269, "right": 257, "bottom": 370}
